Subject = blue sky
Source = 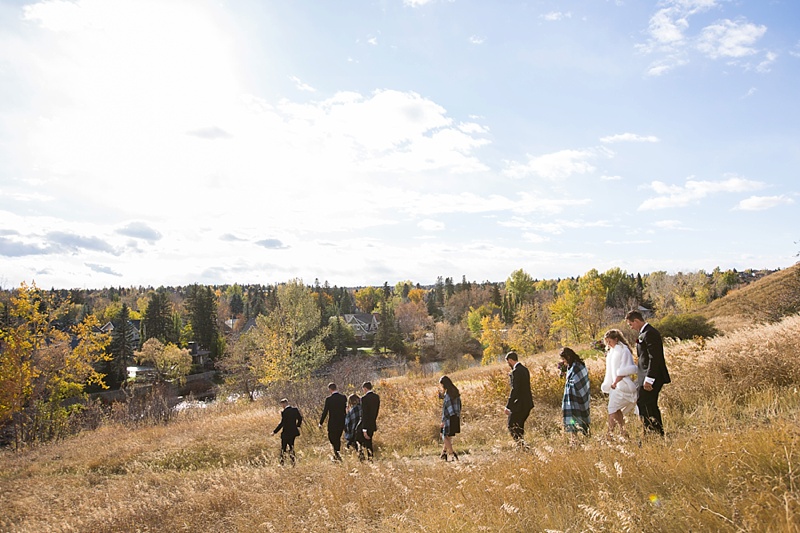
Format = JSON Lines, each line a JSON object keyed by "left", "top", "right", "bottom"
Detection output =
{"left": 0, "top": 0, "right": 798, "bottom": 290}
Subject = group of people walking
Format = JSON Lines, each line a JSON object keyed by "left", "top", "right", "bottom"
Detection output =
{"left": 272, "top": 381, "right": 380, "bottom": 465}
{"left": 554, "top": 310, "right": 672, "bottom": 440}
{"left": 495, "top": 309, "right": 671, "bottom": 444}
{"left": 272, "top": 310, "right": 671, "bottom": 464}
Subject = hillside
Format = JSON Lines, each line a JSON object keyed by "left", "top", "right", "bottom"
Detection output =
{"left": 700, "top": 262, "right": 800, "bottom": 332}
{"left": 2, "top": 316, "right": 800, "bottom": 531}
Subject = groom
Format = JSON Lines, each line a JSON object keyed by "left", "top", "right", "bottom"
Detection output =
{"left": 626, "top": 310, "right": 671, "bottom": 436}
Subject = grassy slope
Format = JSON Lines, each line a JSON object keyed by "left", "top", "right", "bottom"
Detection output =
{"left": 2, "top": 321, "right": 800, "bottom": 531}
{"left": 700, "top": 262, "right": 800, "bottom": 332}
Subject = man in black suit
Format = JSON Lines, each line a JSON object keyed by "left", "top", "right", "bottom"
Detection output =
{"left": 626, "top": 310, "right": 671, "bottom": 436}
{"left": 359, "top": 381, "right": 380, "bottom": 461}
{"left": 272, "top": 398, "right": 303, "bottom": 465}
{"left": 318, "top": 382, "right": 347, "bottom": 462}
{"left": 504, "top": 351, "right": 534, "bottom": 444}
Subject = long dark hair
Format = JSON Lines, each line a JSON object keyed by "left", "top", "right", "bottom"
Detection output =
{"left": 439, "top": 375, "right": 460, "bottom": 398}
{"left": 560, "top": 347, "right": 584, "bottom": 366}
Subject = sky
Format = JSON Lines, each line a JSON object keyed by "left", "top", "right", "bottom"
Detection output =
{"left": 0, "top": 0, "right": 798, "bottom": 290}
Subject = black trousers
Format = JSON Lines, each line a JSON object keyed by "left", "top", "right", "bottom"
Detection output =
{"left": 637, "top": 383, "right": 665, "bottom": 436}
{"left": 361, "top": 428, "right": 375, "bottom": 458}
{"left": 508, "top": 409, "right": 530, "bottom": 441}
{"left": 328, "top": 425, "right": 344, "bottom": 453}
{"left": 280, "top": 435, "right": 297, "bottom": 464}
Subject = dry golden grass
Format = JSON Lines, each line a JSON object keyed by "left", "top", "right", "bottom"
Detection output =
{"left": 2, "top": 317, "right": 800, "bottom": 532}
{"left": 702, "top": 263, "right": 800, "bottom": 333}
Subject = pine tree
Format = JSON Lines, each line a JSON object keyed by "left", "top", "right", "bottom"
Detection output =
{"left": 109, "top": 303, "right": 137, "bottom": 387}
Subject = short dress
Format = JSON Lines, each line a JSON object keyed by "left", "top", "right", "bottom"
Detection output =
{"left": 441, "top": 392, "right": 461, "bottom": 437}
{"left": 601, "top": 344, "right": 639, "bottom": 415}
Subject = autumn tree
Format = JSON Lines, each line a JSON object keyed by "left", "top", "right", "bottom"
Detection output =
{"left": 507, "top": 300, "right": 553, "bottom": 355}
{"left": 224, "top": 280, "right": 331, "bottom": 386}
{"left": 480, "top": 314, "right": 505, "bottom": 365}
{"left": 137, "top": 338, "right": 192, "bottom": 384}
{"left": 0, "top": 283, "right": 109, "bottom": 447}
{"left": 578, "top": 269, "right": 607, "bottom": 340}
{"left": 550, "top": 279, "right": 583, "bottom": 343}
{"left": 355, "top": 286, "right": 381, "bottom": 314}
{"left": 395, "top": 300, "right": 433, "bottom": 341}
{"left": 434, "top": 321, "right": 478, "bottom": 362}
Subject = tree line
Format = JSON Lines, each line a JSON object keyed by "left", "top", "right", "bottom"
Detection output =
{"left": 0, "top": 266, "right": 760, "bottom": 447}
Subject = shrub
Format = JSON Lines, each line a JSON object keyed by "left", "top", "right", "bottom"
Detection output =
{"left": 655, "top": 313, "right": 718, "bottom": 340}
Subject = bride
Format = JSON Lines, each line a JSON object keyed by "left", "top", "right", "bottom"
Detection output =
{"left": 601, "top": 328, "right": 639, "bottom": 438}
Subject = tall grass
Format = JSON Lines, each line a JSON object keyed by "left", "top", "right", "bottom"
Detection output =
{"left": 2, "top": 316, "right": 800, "bottom": 532}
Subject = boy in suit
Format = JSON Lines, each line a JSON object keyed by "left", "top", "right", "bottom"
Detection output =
{"left": 318, "top": 382, "right": 347, "bottom": 461}
{"left": 273, "top": 398, "right": 303, "bottom": 465}
{"left": 359, "top": 381, "right": 380, "bottom": 461}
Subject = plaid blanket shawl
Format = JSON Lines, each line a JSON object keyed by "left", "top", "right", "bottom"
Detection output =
{"left": 563, "top": 361, "right": 591, "bottom": 434}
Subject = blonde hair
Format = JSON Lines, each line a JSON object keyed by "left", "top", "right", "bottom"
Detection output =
{"left": 604, "top": 328, "right": 633, "bottom": 353}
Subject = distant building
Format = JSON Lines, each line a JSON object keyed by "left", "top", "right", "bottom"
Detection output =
{"left": 98, "top": 319, "right": 142, "bottom": 347}
{"left": 343, "top": 313, "right": 380, "bottom": 341}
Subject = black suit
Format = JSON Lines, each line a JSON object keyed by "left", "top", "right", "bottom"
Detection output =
{"left": 319, "top": 391, "right": 347, "bottom": 454}
{"left": 636, "top": 323, "right": 671, "bottom": 435}
{"left": 506, "top": 362, "right": 534, "bottom": 441}
{"left": 359, "top": 390, "right": 380, "bottom": 459}
{"left": 273, "top": 405, "right": 303, "bottom": 464}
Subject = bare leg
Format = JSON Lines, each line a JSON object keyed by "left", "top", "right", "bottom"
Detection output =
{"left": 609, "top": 411, "right": 627, "bottom": 438}
{"left": 443, "top": 435, "right": 454, "bottom": 455}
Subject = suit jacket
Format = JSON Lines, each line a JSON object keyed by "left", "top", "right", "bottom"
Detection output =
{"left": 273, "top": 406, "right": 303, "bottom": 438}
{"left": 506, "top": 362, "right": 534, "bottom": 414}
{"left": 636, "top": 323, "right": 671, "bottom": 388}
{"left": 360, "top": 391, "right": 380, "bottom": 432}
{"left": 319, "top": 391, "right": 347, "bottom": 430}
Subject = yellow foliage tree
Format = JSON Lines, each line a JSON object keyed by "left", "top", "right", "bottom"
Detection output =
{"left": 0, "top": 283, "right": 109, "bottom": 447}
{"left": 480, "top": 314, "right": 505, "bottom": 365}
{"left": 137, "top": 338, "right": 192, "bottom": 385}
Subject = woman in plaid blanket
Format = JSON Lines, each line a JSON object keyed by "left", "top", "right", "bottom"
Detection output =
{"left": 438, "top": 375, "right": 461, "bottom": 461}
{"left": 560, "top": 347, "right": 591, "bottom": 436}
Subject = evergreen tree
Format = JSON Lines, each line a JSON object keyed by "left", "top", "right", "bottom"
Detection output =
{"left": 108, "top": 303, "right": 137, "bottom": 387}
{"left": 373, "top": 297, "right": 404, "bottom": 354}
{"left": 142, "top": 289, "right": 172, "bottom": 344}
{"left": 186, "top": 285, "right": 220, "bottom": 358}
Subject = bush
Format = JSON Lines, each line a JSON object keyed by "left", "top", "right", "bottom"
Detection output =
{"left": 655, "top": 313, "right": 718, "bottom": 340}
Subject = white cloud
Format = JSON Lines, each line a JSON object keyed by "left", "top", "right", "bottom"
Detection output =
{"left": 696, "top": 19, "right": 766, "bottom": 59}
{"left": 418, "top": 219, "right": 445, "bottom": 231}
{"left": 653, "top": 219, "right": 690, "bottom": 230}
{"left": 289, "top": 76, "right": 316, "bottom": 92}
{"left": 504, "top": 149, "right": 599, "bottom": 180}
{"left": 404, "top": 0, "right": 433, "bottom": 6}
{"left": 469, "top": 35, "right": 486, "bottom": 45}
{"left": 639, "top": 176, "right": 764, "bottom": 210}
{"left": 600, "top": 175, "right": 623, "bottom": 181}
{"left": 541, "top": 12, "right": 571, "bottom": 22}
{"left": 522, "top": 233, "right": 549, "bottom": 243}
{"left": 735, "top": 195, "right": 794, "bottom": 211}
{"left": 600, "top": 133, "right": 660, "bottom": 144}
{"left": 638, "top": 1, "right": 770, "bottom": 75}
{"left": 756, "top": 51, "right": 777, "bottom": 73}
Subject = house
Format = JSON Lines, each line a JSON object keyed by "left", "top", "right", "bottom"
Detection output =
{"left": 343, "top": 313, "right": 380, "bottom": 341}
{"left": 98, "top": 319, "right": 142, "bottom": 347}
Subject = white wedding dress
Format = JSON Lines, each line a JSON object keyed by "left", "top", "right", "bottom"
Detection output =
{"left": 601, "top": 344, "right": 639, "bottom": 415}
